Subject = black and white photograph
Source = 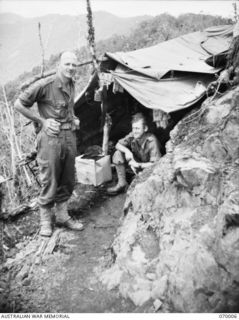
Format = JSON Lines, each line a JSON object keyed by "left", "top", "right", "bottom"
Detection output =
{"left": 0, "top": 0, "right": 239, "bottom": 317}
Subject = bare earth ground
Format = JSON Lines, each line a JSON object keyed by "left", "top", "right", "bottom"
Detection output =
{"left": 0, "top": 184, "right": 137, "bottom": 313}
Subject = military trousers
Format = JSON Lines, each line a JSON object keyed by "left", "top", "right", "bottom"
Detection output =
{"left": 112, "top": 150, "right": 127, "bottom": 165}
{"left": 36, "top": 129, "right": 77, "bottom": 208}
{"left": 112, "top": 150, "right": 143, "bottom": 175}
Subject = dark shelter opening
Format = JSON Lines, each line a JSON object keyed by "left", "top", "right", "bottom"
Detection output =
{"left": 74, "top": 75, "right": 211, "bottom": 157}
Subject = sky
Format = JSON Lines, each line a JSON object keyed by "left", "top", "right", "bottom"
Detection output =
{"left": 0, "top": 0, "right": 236, "bottom": 19}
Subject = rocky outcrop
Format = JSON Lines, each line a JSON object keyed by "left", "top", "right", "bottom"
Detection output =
{"left": 100, "top": 88, "right": 239, "bottom": 312}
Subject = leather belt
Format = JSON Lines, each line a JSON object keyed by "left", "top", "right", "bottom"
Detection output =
{"left": 60, "top": 122, "right": 72, "bottom": 130}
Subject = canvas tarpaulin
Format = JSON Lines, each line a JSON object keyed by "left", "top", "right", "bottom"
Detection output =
{"left": 106, "top": 31, "right": 218, "bottom": 80}
{"left": 111, "top": 69, "right": 214, "bottom": 113}
{"left": 202, "top": 24, "right": 234, "bottom": 54}
{"left": 102, "top": 25, "right": 233, "bottom": 113}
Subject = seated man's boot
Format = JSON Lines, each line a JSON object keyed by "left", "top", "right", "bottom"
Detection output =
{"left": 107, "top": 164, "right": 128, "bottom": 195}
{"left": 55, "top": 201, "right": 84, "bottom": 231}
{"left": 39, "top": 206, "right": 53, "bottom": 237}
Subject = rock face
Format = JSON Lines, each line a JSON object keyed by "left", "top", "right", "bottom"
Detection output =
{"left": 100, "top": 88, "right": 239, "bottom": 312}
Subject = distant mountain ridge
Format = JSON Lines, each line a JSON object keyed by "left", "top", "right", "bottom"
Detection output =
{"left": 0, "top": 12, "right": 149, "bottom": 83}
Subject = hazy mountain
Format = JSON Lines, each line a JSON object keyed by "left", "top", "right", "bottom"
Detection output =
{"left": 0, "top": 12, "right": 149, "bottom": 83}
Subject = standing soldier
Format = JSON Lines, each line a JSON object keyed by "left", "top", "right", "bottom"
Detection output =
{"left": 14, "top": 51, "right": 83, "bottom": 236}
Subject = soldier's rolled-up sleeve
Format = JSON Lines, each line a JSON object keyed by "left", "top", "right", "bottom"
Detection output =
{"left": 148, "top": 136, "right": 161, "bottom": 162}
{"left": 18, "top": 83, "right": 45, "bottom": 108}
{"left": 118, "top": 132, "right": 133, "bottom": 148}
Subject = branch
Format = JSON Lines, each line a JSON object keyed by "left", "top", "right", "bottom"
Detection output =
{"left": 20, "top": 70, "right": 56, "bottom": 91}
{"left": 20, "top": 60, "right": 95, "bottom": 91}
{"left": 38, "top": 22, "right": 45, "bottom": 77}
{"left": 1, "top": 85, "right": 32, "bottom": 186}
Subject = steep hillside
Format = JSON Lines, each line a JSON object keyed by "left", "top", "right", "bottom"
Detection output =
{"left": 100, "top": 87, "right": 239, "bottom": 312}
{"left": 0, "top": 12, "right": 148, "bottom": 83}
{"left": 96, "top": 13, "right": 232, "bottom": 53}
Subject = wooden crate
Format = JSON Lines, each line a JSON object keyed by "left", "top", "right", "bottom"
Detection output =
{"left": 75, "top": 155, "right": 112, "bottom": 186}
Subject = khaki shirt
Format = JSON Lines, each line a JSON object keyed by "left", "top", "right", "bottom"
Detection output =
{"left": 19, "top": 74, "right": 76, "bottom": 124}
{"left": 118, "top": 132, "right": 161, "bottom": 163}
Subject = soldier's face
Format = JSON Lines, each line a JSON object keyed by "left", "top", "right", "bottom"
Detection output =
{"left": 132, "top": 119, "right": 147, "bottom": 139}
{"left": 59, "top": 53, "right": 77, "bottom": 79}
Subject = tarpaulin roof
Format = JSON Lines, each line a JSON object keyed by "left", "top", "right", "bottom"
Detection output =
{"left": 111, "top": 71, "right": 214, "bottom": 113}
{"left": 106, "top": 31, "right": 217, "bottom": 80}
{"left": 75, "top": 24, "right": 233, "bottom": 114}
{"left": 202, "top": 24, "right": 233, "bottom": 54}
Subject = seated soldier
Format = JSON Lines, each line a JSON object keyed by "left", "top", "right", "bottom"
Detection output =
{"left": 107, "top": 112, "right": 161, "bottom": 195}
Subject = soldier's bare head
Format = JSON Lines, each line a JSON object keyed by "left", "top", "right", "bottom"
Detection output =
{"left": 131, "top": 113, "right": 147, "bottom": 127}
{"left": 58, "top": 51, "right": 78, "bottom": 81}
{"left": 131, "top": 112, "right": 148, "bottom": 139}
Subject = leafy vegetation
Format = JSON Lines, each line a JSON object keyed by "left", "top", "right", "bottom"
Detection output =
{"left": 96, "top": 13, "right": 232, "bottom": 52}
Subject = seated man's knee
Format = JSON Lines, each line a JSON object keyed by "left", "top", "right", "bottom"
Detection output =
{"left": 112, "top": 150, "right": 126, "bottom": 165}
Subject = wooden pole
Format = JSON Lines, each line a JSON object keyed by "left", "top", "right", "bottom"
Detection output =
{"left": 86, "top": 0, "right": 99, "bottom": 72}
{"left": 101, "top": 86, "right": 112, "bottom": 155}
{"left": 85, "top": 0, "right": 110, "bottom": 155}
{"left": 102, "top": 114, "right": 112, "bottom": 156}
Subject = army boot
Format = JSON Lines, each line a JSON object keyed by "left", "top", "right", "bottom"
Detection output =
{"left": 39, "top": 206, "right": 53, "bottom": 237}
{"left": 107, "top": 164, "right": 128, "bottom": 195}
{"left": 55, "top": 201, "right": 84, "bottom": 231}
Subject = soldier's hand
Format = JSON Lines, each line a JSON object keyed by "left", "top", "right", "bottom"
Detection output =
{"left": 42, "top": 118, "right": 60, "bottom": 136}
{"left": 129, "top": 159, "right": 140, "bottom": 169}
{"left": 125, "top": 150, "right": 134, "bottom": 162}
{"left": 73, "top": 118, "right": 80, "bottom": 130}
